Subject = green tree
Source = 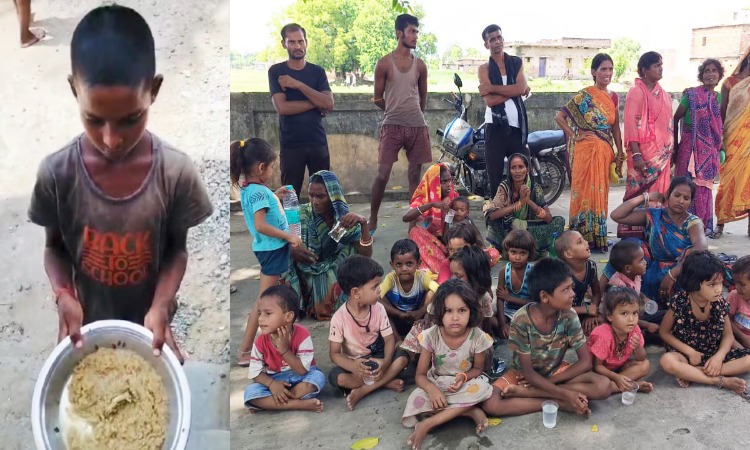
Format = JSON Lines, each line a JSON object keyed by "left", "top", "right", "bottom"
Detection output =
{"left": 604, "top": 37, "right": 641, "bottom": 80}
{"left": 464, "top": 47, "right": 481, "bottom": 59}
{"left": 442, "top": 43, "right": 463, "bottom": 64}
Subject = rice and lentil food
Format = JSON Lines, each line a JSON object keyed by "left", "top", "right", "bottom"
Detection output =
{"left": 63, "top": 347, "right": 169, "bottom": 450}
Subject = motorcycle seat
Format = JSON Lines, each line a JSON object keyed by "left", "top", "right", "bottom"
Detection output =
{"left": 527, "top": 130, "right": 565, "bottom": 153}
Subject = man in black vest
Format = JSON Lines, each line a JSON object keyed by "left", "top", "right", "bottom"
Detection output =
{"left": 477, "top": 24, "right": 531, "bottom": 195}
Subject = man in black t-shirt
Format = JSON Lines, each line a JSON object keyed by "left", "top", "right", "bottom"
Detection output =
{"left": 268, "top": 23, "right": 334, "bottom": 196}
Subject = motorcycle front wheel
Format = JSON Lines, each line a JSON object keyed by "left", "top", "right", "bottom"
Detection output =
{"left": 537, "top": 156, "right": 566, "bottom": 206}
{"left": 457, "top": 164, "right": 475, "bottom": 196}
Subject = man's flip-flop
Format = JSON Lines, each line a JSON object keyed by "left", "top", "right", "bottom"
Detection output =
{"left": 369, "top": 230, "right": 376, "bottom": 237}
{"left": 718, "top": 253, "right": 738, "bottom": 264}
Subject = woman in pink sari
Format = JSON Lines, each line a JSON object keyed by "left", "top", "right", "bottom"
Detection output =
{"left": 619, "top": 51, "right": 674, "bottom": 238}
{"left": 673, "top": 59, "right": 724, "bottom": 234}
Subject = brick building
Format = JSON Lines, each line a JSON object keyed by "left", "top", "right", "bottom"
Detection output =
{"left": 505, "top": 37, "right": 611, "bottom": 79}
{"left": 691, "top": 17, "right": 750, "bottom": 75}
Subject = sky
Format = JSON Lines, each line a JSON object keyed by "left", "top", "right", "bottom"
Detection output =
{"left": 234, "top": 0, "right": 750, "bottom": 66}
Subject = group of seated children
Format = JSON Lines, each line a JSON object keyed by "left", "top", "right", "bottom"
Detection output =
{"left": 243, "top": 224, "right": 750, "bottom": 450}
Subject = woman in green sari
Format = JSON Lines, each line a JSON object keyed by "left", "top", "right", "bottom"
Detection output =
{"left": 283, "top": 170, "right": 373, "bottom": 320}
{"left": 483, "top": 153, "right": 565, "bottom": 253}
{"left": 237, "top": 170, "right": 371, "bottom": 366}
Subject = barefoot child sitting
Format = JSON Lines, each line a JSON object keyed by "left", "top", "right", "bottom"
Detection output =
{"left": 329, "top": 255, "right": 410, "bottom": 410}
{"left": 379, "top": 239, "right": 438, "bottom": 341}
{"left": 482, "top": 258, "right": 610, "bottom": 418}
{"left": 588, "top": 287, "right": 654, "bottom": 397}
{"left": 555, "top": 230, "right": 602, "bottom": 334}
{"left": 495, "top": 229, "right": 537, "bottom": 338}
{"left": 244, "top": 286, "right": 325, "bottom": 413}
{"left": 659, "top": 251, "right": 750, "bottom": 394}
{"left": 402, "top": 279, "right": 494, "bottom": 450}
{"left": 727, "top": 256, "right": 750, "bottom": 349}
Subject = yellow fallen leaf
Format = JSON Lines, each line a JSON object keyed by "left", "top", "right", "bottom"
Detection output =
{"left": 468, "top": 195, "right": 479, "bottom": 201}
{"left": 599, "top": 259, "right": 609, "bottom": 264}
{"left": 487, "top": 418, "right": 502, "bottom": 426}
{"left": 383, "top": 215, "right": 391, "bottom": 218}
{"left": 351, "top": 437, "right": 379, "bottom": 450}
{"left": 391, "top": 185, "right": 403, "bottom": 190}
{"left": 591, "top": 425, "right": 598, "bottom": 432}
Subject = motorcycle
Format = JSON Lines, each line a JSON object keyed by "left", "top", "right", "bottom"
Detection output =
{"left": 436, "top": 73, "right": 569, "bottom": 206}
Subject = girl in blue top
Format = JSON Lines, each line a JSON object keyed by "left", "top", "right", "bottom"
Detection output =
{"left": 231, "top": 138, "right": 302, "bottom": 365}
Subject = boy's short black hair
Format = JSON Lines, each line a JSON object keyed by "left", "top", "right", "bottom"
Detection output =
{"left": 445, "top": 220, "right": 481, "bottom": 246}
{"left": 553, "top": 230, "right": 577, "bottom": 259}
{"left": 502, "top": 229, "right": 537, "bottom": 261}
{"left": 677, "top": 250, "right": 726, "bottom": 292}
{"left": 260, "top": 285, "right": 300, "bottom": 322}
{"left": 528, "top": 258, "right": 572, "bottom": 302}
{"left": 609, "top": 240, "right": 641, "bottom": 273}
{"left": 431, "top": 278, "right": 482, "bottom": 328}
{"left": 395, "top": 14, "right": 419, "bottom": 32}
{"left": 733, "top": 255, "right": 750, "bottom": 281}
{"left": 337, "top": 255, "right": 384, "bottom": 294}
{"left": 452, "top": 196, "right": 470, "bottom": 208}
{"left": 601, "top": 286, "right": 642, "bottom": 317}
{"left": 280, "top": 23, "right": 306, "bottom": 40}
{"left": 390, "top": 238, "right": 420, "bottom": 262}
{"left": 71, "top": 5, "right": 155, "bottom": 88}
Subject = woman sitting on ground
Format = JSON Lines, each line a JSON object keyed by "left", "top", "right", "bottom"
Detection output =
{"left": 483, "top": 153, "right": 565, "bottom": 255}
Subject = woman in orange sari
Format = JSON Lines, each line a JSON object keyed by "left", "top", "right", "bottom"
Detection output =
{"left": 713, "top": 47, "right": 750, "bottom": 238}
{"left": 619, "top": 51, "right": 674, "bottom": 238}
{"left": 555, "top": 53, "right": 625, "bottom": 252}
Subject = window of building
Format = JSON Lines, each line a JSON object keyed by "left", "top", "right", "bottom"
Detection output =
{"left": 566, "top": 58, "right": 572, "bottom": 67}
{"left": 702, "top": 36, "right": 707, "bottom": 46}
{"left": 526, "top": 57, "right": 531, "bottom": 63}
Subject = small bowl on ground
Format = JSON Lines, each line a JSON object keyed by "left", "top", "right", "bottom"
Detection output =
{"left": 31, "top": 320, "right": 191, "bottom": 450}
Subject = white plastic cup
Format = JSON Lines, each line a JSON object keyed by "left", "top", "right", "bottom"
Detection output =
{"left": 542, "top": 400, "right": 558, "bottom": 428}
{"left": 445, "top": 209, "right": 456, "bottom": 224}
{"left": 328, "top": 221, "right": 346, "bottom": 243}
{"left": 621, "top": 382, "right": 638, "bottom": 405}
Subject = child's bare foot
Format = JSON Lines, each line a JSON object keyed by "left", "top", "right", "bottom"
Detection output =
{"left": 20, "top": 28, "right": 45, "bottom": 48}
{"left": 719, "top": 376, "right": 747, "bottom": 394}
{"left": 461, "top": 407, "right": 489, "bottom": 434}
{"left": 676, "top": 378, "right": 691, "bottom": 388}
{"left": 298, "top": 398, "right": 324, "bottom": 412}
{"left": 500, "top": 384, "right": 529, "bottom": 398}
{"left": 385, "top": 378, "right": 404, "bottom": 393}
{"left": 346, "top": 387, "right": 367, "bottom": 411}
{"left": 407, "top": 421, "right": 428, "bottom": 450}
{"left": 638, "top": 381, "right": 654, "bottom": 393}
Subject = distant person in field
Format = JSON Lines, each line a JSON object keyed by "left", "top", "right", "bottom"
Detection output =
{"left": 368, "top": 13, "right": 430, "bottom": 233}
{"left": 268, "top": 23, "right": 334, "bottom": 197}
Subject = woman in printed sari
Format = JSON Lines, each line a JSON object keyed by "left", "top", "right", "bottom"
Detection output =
{"left": 404, "top": 163, "right": 500, "bottom": 273}
{"left": 673, "top": 59, "right": 724, "bottom": 235}
{"left": 713, "top": 47, "right": 750, "bottom": 238}
{"left": 283, "top": 170, "right": 373, "bottom": 320}
{"left": 609, "top": 176, "right": 707, "bottom": 303}
{"left": 483, "top": 153, "right": 565, "bottom": 254}
{"left": 555, "top": 53, "right": 625, "bottom": 252}
{"left": 619, "top": 51, "right": 674, "bottom": 238}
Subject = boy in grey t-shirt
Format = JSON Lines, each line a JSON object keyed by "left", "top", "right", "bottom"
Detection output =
{"left": 27, "top": 5, "right": 212, "bottom": 363}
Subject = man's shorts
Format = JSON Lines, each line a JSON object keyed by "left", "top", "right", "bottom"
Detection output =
{"left": 244, "top": 366, "right": 326, "bottom": 410}
{"left": 378, "top": 124, "right": 432, "bottom": 165}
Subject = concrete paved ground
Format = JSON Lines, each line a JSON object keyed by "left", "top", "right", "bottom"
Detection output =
{"left": 230, "top": 184, "right": 750, "bottom": 450}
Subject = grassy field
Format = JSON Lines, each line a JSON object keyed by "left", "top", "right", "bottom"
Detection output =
{"left": 230, "top": 68, "right": 604, "bottom": 93}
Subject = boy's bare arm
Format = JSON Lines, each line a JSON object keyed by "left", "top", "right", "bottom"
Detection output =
{"left": 378, "top": 297, "right": 406, "bottom": 320}
{"left": 548, "top": 345, "right": 593, "bottom": 385}
{"left": 329, "top": 341, "right": 364, "bottom": 375}
{"left": 151, "top": 228, "right": 188, "bottom": 315}
{"left": 43, "top": 227, "right": 74, "bottom": 292}
{"left": 270, "top": 93, "right": 316, "bottom": 116}
{"left": 519, "top": 353, "right": 571, "bottom": 400}
{"left": 252, "top": 372, "right": 274, "bottom": 387}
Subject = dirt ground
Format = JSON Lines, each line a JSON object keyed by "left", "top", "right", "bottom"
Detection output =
{"left": 231, "top": 186, "right": 750, "bottom": 450}
{"left": 0, "top": 0, "right": 230, "bottom": 447}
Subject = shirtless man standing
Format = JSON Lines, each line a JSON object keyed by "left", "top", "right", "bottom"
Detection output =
{"left": 368, "top": 14, "right": 430, "bottom": 232}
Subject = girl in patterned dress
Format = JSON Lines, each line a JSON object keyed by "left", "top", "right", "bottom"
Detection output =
{"left": 402, "top": 279, "right": 494, "bottom": 450}
{"left": 659, "top": 251, "right": 750, "bottom": 394}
